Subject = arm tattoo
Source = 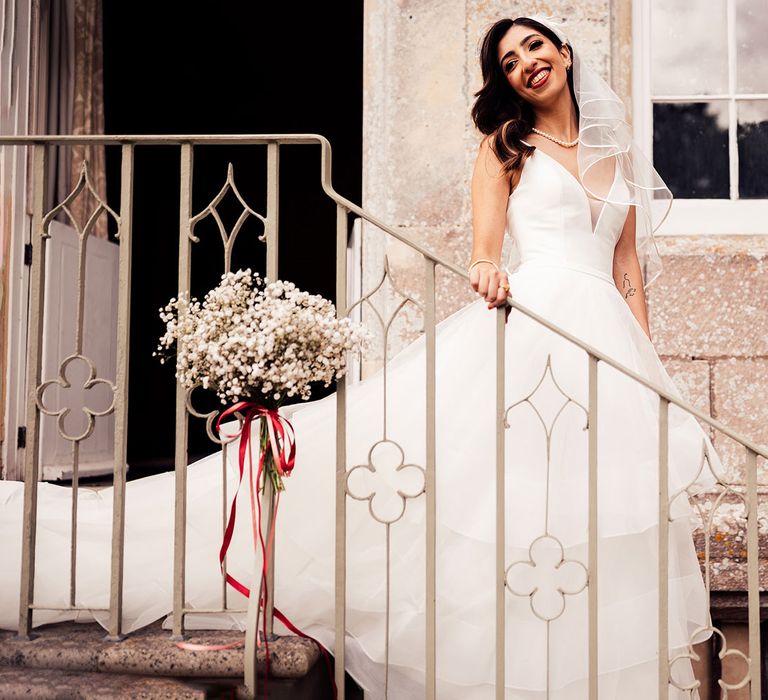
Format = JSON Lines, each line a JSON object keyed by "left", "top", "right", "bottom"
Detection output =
{"left": 622, "top": 273, "right": 636, "bottom": 299}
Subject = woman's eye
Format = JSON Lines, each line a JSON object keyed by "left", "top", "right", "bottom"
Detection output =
{"left": 505, "top": 60, "right": 517, "bottom": 72}
{"left": 530, "top": 40, "right": 542, "bottom": 49}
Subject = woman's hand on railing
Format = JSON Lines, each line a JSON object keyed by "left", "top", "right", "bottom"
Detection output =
{"left": 468, "top": 260, "right": 512, "bottom": 322}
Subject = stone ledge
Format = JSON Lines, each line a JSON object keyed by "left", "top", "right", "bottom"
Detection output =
{"left": 693, "top": 530, "right": 768, "bottom": 591}
{"left": 709, "top": 591, "right": 768, "bottom": 624}
{"left": 0, "top": 666, "right": 208, "bottom": 699}
{"left": 0, "top": 620, "right": 319, "bottom": 680}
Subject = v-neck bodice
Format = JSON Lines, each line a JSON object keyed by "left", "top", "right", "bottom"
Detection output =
{"left": 503, "top": 143, "right": 630, "bottom": 282}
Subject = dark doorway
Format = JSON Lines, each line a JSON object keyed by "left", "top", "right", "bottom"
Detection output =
{"left": 102, "top": 2, "right": 363, "bottom": 474}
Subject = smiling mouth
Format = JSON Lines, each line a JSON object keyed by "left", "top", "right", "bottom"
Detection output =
{"left": 528, "top": 68, "right": 550, "bottom": 87}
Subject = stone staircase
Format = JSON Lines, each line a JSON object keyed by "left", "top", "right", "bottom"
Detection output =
{"left": 0, "top": 620, "right": 361, "bottom": 699}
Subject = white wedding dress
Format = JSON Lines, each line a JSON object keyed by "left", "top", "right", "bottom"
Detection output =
{"left": 1, "top": 145, "right": 721, "bottom": 699}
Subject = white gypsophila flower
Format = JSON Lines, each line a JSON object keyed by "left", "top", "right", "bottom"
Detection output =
{"left": 155, "top": 269, "right": 372, "bottom": 405}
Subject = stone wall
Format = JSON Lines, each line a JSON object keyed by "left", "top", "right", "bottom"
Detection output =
{"left": 651, "top": 236, "right": 768, "bottom": 486}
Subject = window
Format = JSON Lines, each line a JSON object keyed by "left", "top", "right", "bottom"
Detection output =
{"left": 633, "top": 0, "right": 768, "bottom": 234}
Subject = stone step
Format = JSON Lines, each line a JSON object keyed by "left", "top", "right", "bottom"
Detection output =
{"left": 0, "top": 665, "right": 356, "bottom": 699}
{"left": 0, "top": 620, "right": 318, "bottom": 679}
{"left": 0, "top": 666, "right": 211, "bottom": 699}
{"left": 0, "top": 621, "right": 360, "bottom": 699}
{"left": 0, "top": 661, "right": 355, "bottom": 699}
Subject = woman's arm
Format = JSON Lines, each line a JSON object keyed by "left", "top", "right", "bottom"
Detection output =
{"left": 612, "top": 205, "right": 652, "bottom": 341}
{"left": 470, "top": 136, "right": 512, "bottom": 311}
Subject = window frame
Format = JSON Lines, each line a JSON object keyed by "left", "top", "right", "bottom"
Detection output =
{"left": 632, "top": 0, "right": 768, "bottom": 235}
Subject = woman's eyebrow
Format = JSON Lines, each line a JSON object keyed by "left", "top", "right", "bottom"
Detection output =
{"left": 499, "top": 34, "right": 541, "bottom": 63}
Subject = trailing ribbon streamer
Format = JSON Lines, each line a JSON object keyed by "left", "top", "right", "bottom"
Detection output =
{"left": 214, "top": 401, "right": 294, "bottom": 596}
{"left": 176, "top": 400, "right": 336, "bottom": 699}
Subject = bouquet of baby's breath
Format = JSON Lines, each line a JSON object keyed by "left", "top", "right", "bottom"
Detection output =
{"left": 155, "top": 268, "right": 371, "bottom": 405}
{"left": 155, "top": 268, "right": 371, "bottom": 491}
{"left": 158, "top": 270, "right": 371, "bottom": 666}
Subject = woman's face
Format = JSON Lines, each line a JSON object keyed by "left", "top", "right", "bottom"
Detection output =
{"left": 496, "top": 24, "right": 571, "bottom": 106}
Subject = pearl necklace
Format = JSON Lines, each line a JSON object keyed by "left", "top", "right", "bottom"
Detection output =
{"left": 530, "top": 127, "right": 579, "bottom": 148}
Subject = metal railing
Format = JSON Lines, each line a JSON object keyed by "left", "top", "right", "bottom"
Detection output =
{"left": 3, "top": 134, "right": 766, "bottom": 699}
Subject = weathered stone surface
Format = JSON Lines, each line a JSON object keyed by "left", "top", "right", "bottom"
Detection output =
{"left": 661, "top": 359, "right": 711, "bottom": 413}
{"left": 0, "top": 620, "right": 319, "bottom": 680}
{"left": 660, "top": 358, "right": 713, "bottom": 437}
{"left": 647, "top": 239, "right": 768, "bottom": 486}
{"left": 648, "top": 237, "right": 768, "bottom": 358}
{"left": 692, "top": 530, "right": 768, "bottom": 592}
{"left": 711, "top": 358, "right": 768, "bottom": 485}
{"left": 0, "top": 666, "right": 206, "bottom": 699}
{"left": 689, "top": 486, "right": 768, "bottom": 594}
{"left": 610, "top": 0, "right": 634, "bottom": 112}
{"left": 363, "top": 1, "right": 468, "bottom": 229}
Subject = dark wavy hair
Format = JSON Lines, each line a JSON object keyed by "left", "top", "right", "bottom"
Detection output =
{"left": 471, "top": 17, "right": 577, "bottom": 178}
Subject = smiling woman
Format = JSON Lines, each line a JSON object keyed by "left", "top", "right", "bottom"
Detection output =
{"left": 471, "top": 17, "right": 578, "bottom": 194}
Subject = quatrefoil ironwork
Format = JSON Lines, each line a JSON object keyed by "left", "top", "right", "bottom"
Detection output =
{"left": 346, "top": 439, "right": 425, "bottom": 524}
{"left": 669, "top": 625, "right": 750, "bottom": 694}
{"left": 505, "top": 533, "right": 588, "bottom": 621}
{"left": 36, "top": 354, "right": 116, "bottom": 442}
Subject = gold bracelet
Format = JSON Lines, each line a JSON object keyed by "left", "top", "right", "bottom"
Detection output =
{"left": 467, "top": 258, "right": 500, "bottom": 274}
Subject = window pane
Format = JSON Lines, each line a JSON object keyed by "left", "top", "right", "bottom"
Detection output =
{"left": 736, "top": 0, "right": 768, "bottom": 93}
{"left": 738, "top": 100, "right": 768, "bottom": 198}
{"left": 653, "top": 102, "right": 729, "bottom": 198}
{"left": 651, "top": 0, "right": 728, "bottom": 95}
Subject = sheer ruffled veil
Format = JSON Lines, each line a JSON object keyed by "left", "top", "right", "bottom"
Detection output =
{"left": 520, "top": 14, "right": 672, "bottom": 290}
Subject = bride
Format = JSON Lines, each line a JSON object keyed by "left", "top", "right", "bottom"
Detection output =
{"left": 1, "top": 14, "right": 722, "bottom": 700}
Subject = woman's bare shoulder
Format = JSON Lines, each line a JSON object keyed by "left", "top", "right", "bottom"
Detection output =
{"left": 473, "top": 135, "right": 499, "bottom": 177}
{"left": 475, "top": 134, "right": 517, "bottom": 195}
{"left": 476, "top": 133, "right": 500, "bottom": 161}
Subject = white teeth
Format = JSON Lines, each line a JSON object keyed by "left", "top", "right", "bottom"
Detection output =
{"left": 530, "top": 69, "right": 549, "bottom": 86}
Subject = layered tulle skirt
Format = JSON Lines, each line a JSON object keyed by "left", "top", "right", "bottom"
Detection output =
{"left": 0, "top": 259, "right": 720, "bottom": 698}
